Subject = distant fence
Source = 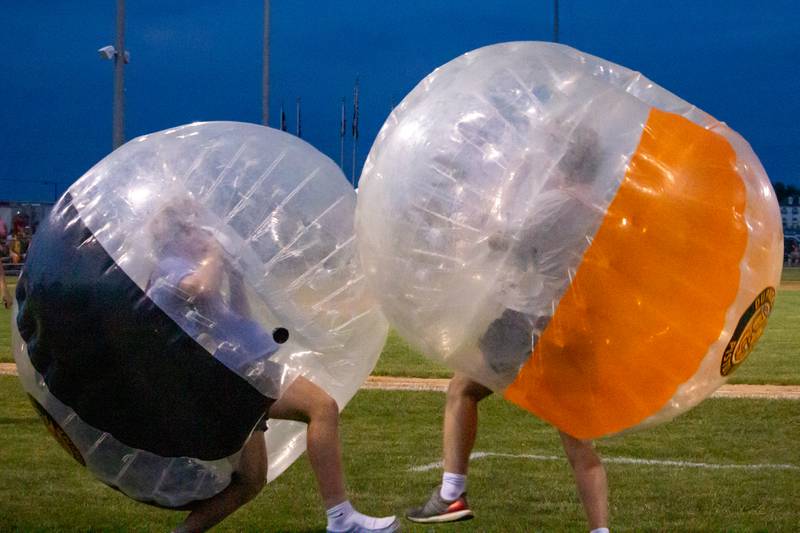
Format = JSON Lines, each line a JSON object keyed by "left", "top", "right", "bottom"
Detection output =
{"left": 3, "top": 263, "right": 23, "bottom": 277}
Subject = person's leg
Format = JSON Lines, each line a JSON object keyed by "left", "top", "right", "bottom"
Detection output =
{"left": 442, "top": 374, "right": 493, "bottom": 475}
{"left": 407, "top": 373, "right": 492, "bottom": 523}
{"left": 268, "top": 376, "right": 397, "bottom": 533}
{"left": 559, "top": 431, "right": 609, "bottom": 532}
{"left": 173, "top": 431, "right": 267, "bottom": 533}
{"left": 267, "top": 375, "right": 345, "bottom": 508}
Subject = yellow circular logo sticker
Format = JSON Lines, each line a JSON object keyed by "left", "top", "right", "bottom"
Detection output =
{"left": 720, "top": 287, "right": 776, "bottom": 377}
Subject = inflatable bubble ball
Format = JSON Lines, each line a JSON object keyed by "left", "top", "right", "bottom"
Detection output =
{"left": 13, "top": 121, "right": 388, "bottom": 507}
{"left": 356, "top": 42, "right": 782, "bottom": 439}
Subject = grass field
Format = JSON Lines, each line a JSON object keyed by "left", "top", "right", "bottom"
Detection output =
{"left": 1, "top": 269, "right": 799, "bottom": 531}
{"left": 782, "top": 266, "right": 800, "bottom": 283}
{"left": 374, "top": 287, "right": 800, "bottom": 384}
{"left": 0, "top": 376, "right": 798, "bottom": 531}
{"left": 0, "top": 278, "right": 14, "bottom": 363}
{"left": 729, "top": 288, "right": 800, "bottom": 384}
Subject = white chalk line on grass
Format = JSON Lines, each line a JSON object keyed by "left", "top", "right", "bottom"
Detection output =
{"left": 409, "top": 451, "right": 800, "bottom": 473}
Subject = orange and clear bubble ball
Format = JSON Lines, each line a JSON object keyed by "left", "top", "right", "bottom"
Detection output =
{"left": 356, "top": 42, "right": 782, "bottom": 438}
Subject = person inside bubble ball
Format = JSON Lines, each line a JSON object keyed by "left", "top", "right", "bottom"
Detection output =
{"left": 148, "top": 200, "right": 398, "bottom": 533}
{"left": 480, "top": 125, "right": 603, "bottom": 378}
{"left": 407, "top": 126, "right": 610, "bottom": 533}
{"left": 148, "top": 200, "right": 282, "bottom": 375}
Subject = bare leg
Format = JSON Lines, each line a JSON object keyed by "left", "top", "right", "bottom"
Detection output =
{"left": 174, "top": 431, "right": 267, "bottom": 533}
{"left": 267, "top": 375, "right": 346, "bottom": 509}
{"left": 442, "top": 373, "right": 493, "bottom": 475}
{"left": 559, "top": 431, "right": 609, "bottom": 530}
{"left": 177, "top": 376, "right": 392, "bottom": 532}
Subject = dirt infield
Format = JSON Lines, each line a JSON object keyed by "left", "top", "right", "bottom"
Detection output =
{"left": 1, "top": 363, "right": 18, "bottom": 376}
{"left": 363, "top": 376, "right": 800, "bottom": 399}
{"left": 4, "top": 363, "right": 795, "bottom": 400}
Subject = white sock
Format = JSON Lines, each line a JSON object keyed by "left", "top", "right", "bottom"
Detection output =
{"left": 326, "top": 500, "right": 396, "bottom": 532}
{"left": 440, "top": 472, "right": 467, "bottom": 500}
{"left": 590, "top": 528, "right": 610, "bottom": 533}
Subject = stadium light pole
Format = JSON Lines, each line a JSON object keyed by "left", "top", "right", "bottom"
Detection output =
{"left": 112, "top": 0, "right": 127, "bottom": 149}
{"left": 262, "top": 0, "right": 270, "bottom": 126}
{"left": 98, "top": 0, "right": 128, "bottom": 150}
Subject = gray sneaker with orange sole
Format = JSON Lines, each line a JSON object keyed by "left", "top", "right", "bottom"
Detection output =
{"left": 406, "top": 486, "right": 474, "bottom": 523}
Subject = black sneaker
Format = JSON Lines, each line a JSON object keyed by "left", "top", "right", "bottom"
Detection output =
{"left": 406, "top": 486, "right": 474, "bottom": 523}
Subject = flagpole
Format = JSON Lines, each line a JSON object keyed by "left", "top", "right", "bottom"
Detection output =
{"left": 351, "top": 76, "right": 359, "bottom": 186}
{"left": 296, "top": 97, "right": 301, "bottom": 137}
{"left": 262, "top": 0, "right": 270, "bottom": 126}
{"left": 553, "top": 0, "right": 560, "bottom": 43}
{"left": 340, "top": 98, "right": 346, "bottom": 170}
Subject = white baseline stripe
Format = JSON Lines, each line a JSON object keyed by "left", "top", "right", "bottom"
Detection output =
{"left": 409, "top": 451, "right": 800, "bottom": 473}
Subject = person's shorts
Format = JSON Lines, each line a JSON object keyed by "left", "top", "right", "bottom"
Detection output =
{"left": 478, "top": 308, "right": 535, "bottom": 376}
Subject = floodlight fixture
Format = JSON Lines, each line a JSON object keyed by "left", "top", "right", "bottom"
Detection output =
{"left": 98, "top": 45, "right": 116, "bottom": 60}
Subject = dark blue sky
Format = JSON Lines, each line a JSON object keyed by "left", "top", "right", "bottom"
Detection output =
{"left": 1, "top": 1, "right": 798, "bottom": 203}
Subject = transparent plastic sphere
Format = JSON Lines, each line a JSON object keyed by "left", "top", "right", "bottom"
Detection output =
{"left": 356, "top": 42, "right": 782, "bottom": 439}
{"left": 14, "top": 122, "right": 387, "bottom": 507}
